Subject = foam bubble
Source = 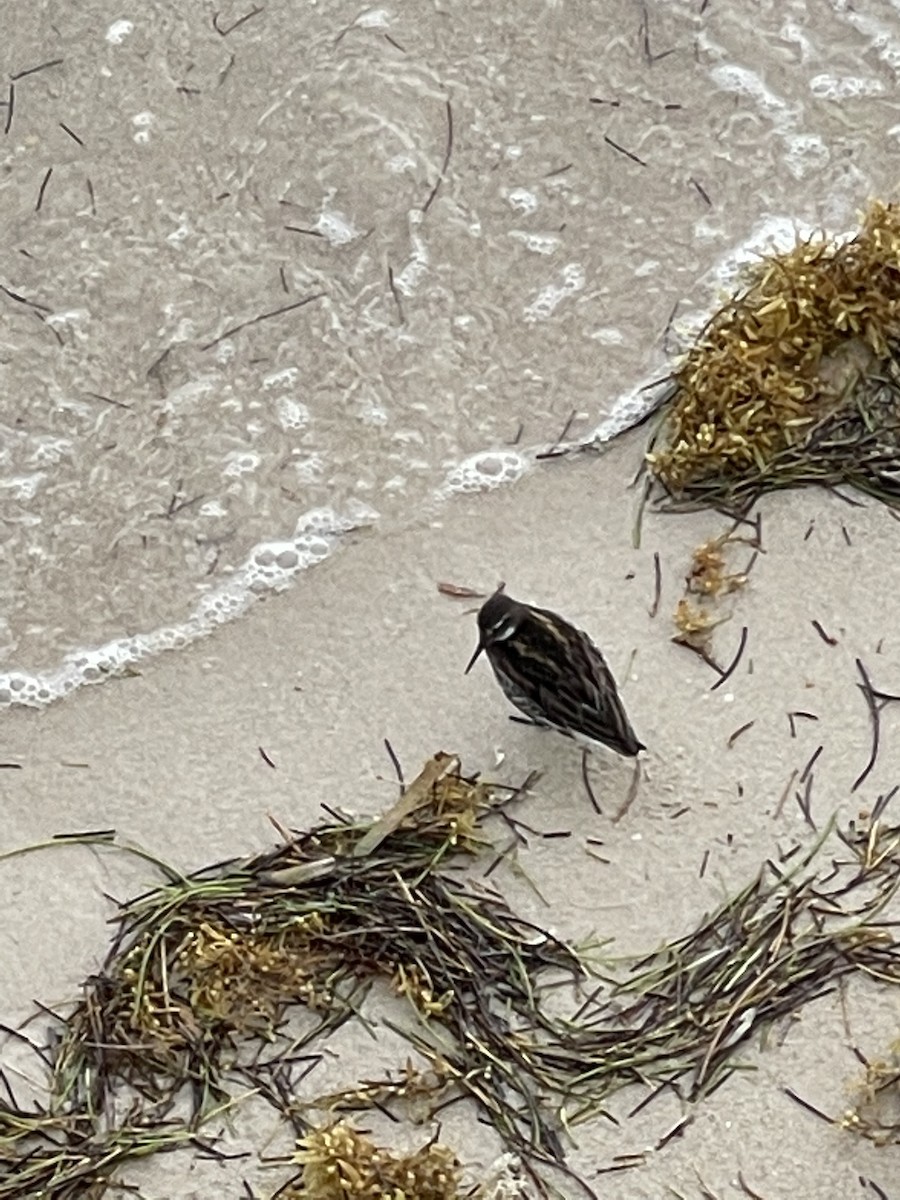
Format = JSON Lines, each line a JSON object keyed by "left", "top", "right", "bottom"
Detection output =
{"left": 509, "top": 230, "right": 559, "bottom": 255}
{"left": 1, "top": 473, "right": 45, "bottom": 501}
{"left": 262, "top": 368, "right": 300, "bottom": 390}
{"left": 779, "top": 20, "right": 815, "bottom": 62}
{"left": 523, "top": 263, "right": 585, "bottom": 322}
{"left": 132, "top": 111, "right": 154, "bottom": 145}
{"left": 275, "top": 395, "right": 310, "bottom": 431}
{"left": 392, "top": 227, "right": 429, "bottom": 295}
{"left": 709, "top": 65, "right": 791, "bottom": 123}
{"left": 387, "top": 153, "right": 417, "bottom": 173}
{"left": 356, "top": 8, "right": 390, "bottom": 27}
{"left": 315, "top": 209, "right": 359, "bottom": 245}
{"left": 292, "top": 452, "right": 325, "bottom": 482}
{"left": 783, "top": 133, "right": 830, "bottom": 180}
{"left": 591, "top": 327, "right": 625, "bottom": 345}
{"left": 589, "top": 378, "right": 675, "bottom": 446}
{"left": 164, "top": 377, "right": 215, "bottom": 413}
{"left": 357, "top": 396, "right": 388, "bottom": 426}
{"left": 46, "top": 309, "right": 89, "bottom": 329}
{"left": 106, "top": 20, "right": 134, "bottom": 44}
{"left": 809, "top": 73, "right": 884, "bottom": 100}
{"left": 438, "top": 450, "right": 528, "bottom": 497}
{"left": 392, "top": 428, "right": 424, "bottom": 446}
{"left": 0, "top": 504, "right": 379, "bottom": 709}
{"left": 169, "top": 316, "right": 196, "bottom": 342}
{"left": 834, "top": 6, "right": 900, "bottom": 76}
{"left": 693, "top": 216, "right": 725, "bottom": 244}
{"left": 28, "top": 437, "right": 72, "bottom": 466}
{"left": 222, "top": 451, "right": 261, "bottom": 477}
{"left": 506, "top": 188, "right": 538, "bottom": 214}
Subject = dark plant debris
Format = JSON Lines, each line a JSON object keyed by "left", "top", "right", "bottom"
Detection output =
{"left": 646, "top": 200, "right": 900, "bottom": 515}
{"left": 2, "top": 761, "right": 900, "bottom": 1197}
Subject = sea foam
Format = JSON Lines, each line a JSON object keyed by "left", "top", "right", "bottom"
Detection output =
{"left": 0, "top": 504, "right": 377, "bottom": 708}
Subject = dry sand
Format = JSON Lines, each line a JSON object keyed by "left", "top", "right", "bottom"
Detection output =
{"left": 3, "top": 438, "right": 900, "bottom": 1197}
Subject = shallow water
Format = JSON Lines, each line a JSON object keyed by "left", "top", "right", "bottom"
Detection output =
{"left": 2, "top": 0, "right": 897, "bottom": 704}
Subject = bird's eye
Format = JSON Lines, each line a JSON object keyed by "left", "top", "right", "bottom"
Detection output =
{"left": 492, "top": 617, "right": 517, "bottom": 641}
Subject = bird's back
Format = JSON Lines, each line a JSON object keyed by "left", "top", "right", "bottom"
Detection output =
{"left": 489, "top": 601, "right": 644, "bottom": 757}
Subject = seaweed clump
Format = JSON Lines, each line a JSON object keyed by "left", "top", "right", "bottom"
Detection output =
{"left": 647, "top": 200, "right": 900, "bottom": 513}
{"left": 276, "top": 1126, "right": 530, "bottom": 1200}
{"left": 842, "top": 1041, "right": 900, "bottom": 1146}
{"left": 279, "top": 1122, "right": 460, "bottom": 1200}
{"left": 671, "top": 528, "right": 753, "bottom": 664}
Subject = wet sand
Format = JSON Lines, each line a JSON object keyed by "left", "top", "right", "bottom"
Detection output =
{"left": 4, "top": 0, "right": 900, "bottom": 685}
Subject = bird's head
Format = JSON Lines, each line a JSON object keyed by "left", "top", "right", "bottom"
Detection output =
{"left": 464, "top": 585, "right": 521, "bottom": 674}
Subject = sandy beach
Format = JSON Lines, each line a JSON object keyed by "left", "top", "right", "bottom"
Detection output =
{"left": 4, "top": 441, "right": 900, "bottom": 1196}
{"left": 3, "top": 1, "right": 900, "bottom": 1196}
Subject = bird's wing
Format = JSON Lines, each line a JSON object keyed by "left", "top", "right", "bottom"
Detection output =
{"left": 550, "top": 634, "right": 644, "bottom": 756}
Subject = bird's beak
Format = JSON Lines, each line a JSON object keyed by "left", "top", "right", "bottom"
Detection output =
{"left": 464, "top": 640, "right": 485, "bottom": 675}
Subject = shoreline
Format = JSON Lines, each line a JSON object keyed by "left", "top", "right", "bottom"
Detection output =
{"left": 0, "top": 207, "right": 859, "bottom": 713}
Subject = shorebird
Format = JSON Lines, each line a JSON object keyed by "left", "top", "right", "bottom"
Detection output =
{"left": 464, "top": 586, "right": 644, "bottom": 759}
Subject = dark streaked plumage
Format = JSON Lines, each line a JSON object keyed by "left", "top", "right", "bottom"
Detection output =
{"left": 465, "top": 587, "right": 644, "bottom": 758}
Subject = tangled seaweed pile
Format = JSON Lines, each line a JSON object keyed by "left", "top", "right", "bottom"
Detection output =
{"left": 275, "top": 1128, "right": 529, "bottom": 1200}
{"left": 0, "top": 753, "right": 585, "bottom": 1198}
{"left": 838, "top": 818, "right": 900, "bottom": 1148}
{"left": 48, "top": 752, "right": 583, "bottom": 1159}
{"left": 577, "top": 817, "right": 900, "bottom": 1105}
{"left": 647, "top": 200, "right": 900, "bottom": 513}
{"left": 2, "top": 759, "right": 900, "bottom": 1198}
